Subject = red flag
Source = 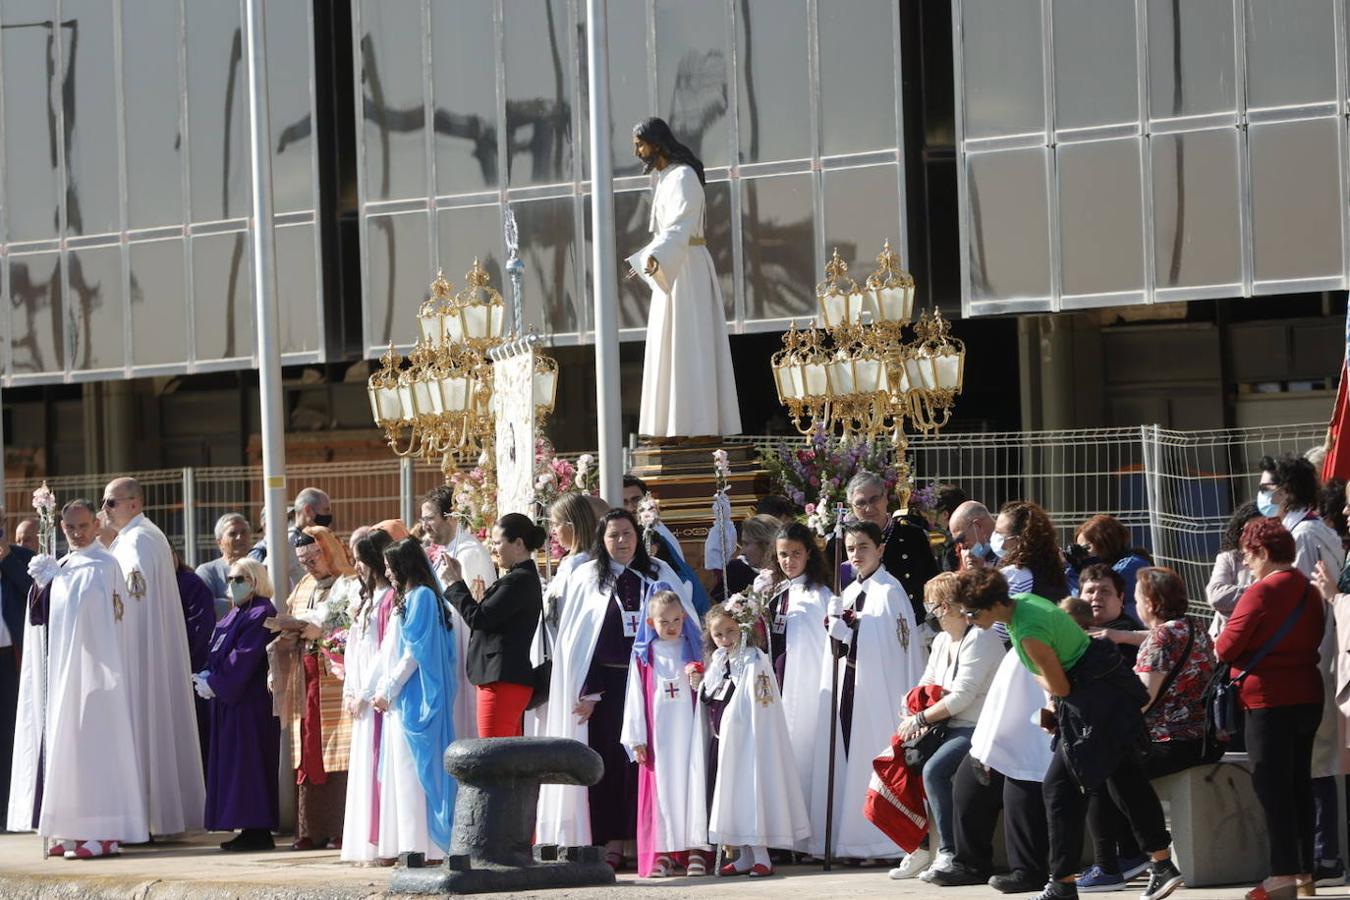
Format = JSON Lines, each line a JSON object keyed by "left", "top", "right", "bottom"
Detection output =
{"left": 1325, "top": 359, "right": 1350, "bottom": 483}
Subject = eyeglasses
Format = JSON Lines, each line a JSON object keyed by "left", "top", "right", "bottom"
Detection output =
{"left": 851, "top": 494, "right": 885, "bottom": 510}
{"left": 958, "top": 608, "right": 982, "bottom": 620}
{"left": 225, "top": 575, "right": 250, "bottom": 584}
{"left": 102, "top": 498, "right": 119, "bottom": 508}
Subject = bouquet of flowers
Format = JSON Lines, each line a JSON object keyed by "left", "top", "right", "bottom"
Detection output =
{"left": 450, "top": 464, "right": 495, "bottom": 538}
{"left": 31, "top": 482, "right": 56, "bottom": 555}
{"left": 760, "top": 423, "right": 902, "bottom": 535}
{"left": 573, "top": 453, "right": 600, "bottom": 495}
{"left": 637, "top": 493, "right": 662, "bottom": 553}
{"left": 723, "top": 588, "right": 772, "bottom": 645}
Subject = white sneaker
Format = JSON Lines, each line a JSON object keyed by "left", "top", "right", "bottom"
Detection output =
{"left": 928, "top": 850, "right": 954, "bottom": 873}
{"left": 888, "top": 847, "right": 932, "bottom": 880}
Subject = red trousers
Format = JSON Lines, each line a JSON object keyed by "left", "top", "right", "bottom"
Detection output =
{"left": 476, "top": 681, "right": 533, "bottom": 737}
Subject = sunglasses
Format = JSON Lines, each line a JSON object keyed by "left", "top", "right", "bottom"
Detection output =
{"left": 102, "top": 498, "right": 119, "bottom": 508}
{"left": 225, "top": 575, "right": 250, "bottom": 585}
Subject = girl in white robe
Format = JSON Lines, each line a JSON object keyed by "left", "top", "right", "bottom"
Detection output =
{"left": 809, "top": 522, "right": 927, "bottom": 860}
{"left": 695, "top": 603, "right": 810, "bottom": 876}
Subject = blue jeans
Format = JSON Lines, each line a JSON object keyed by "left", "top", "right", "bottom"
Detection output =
{"left": 922, "top": 726, "right": 975, "bottom": 855}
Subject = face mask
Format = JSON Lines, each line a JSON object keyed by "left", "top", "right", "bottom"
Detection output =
{"left": 228, "top": 581, "right": 253, "bottom": 605}
{"left": 969, "top": 541, "right": 990, "bottom": 561}
{"left": 923, "top": 609, "right": 942, "bottom": 631}
{"left": 313, "top": 513, "right": 334, "bottom": 528}
{"left": 989, "top": 531, "right": 1006, "bottom": 560}
{"left": 1257, "top": 490, "right": 1279, "bottom": 518}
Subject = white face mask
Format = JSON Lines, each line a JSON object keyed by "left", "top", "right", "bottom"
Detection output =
{"left": 228, "top": 580, "right": 253, "bottom": 605}
{"left": 989, "top": 531, "right": 1007, "bottom": 560}
{"left": 1257, "top": 489, "right": 1279, "bottom": 518}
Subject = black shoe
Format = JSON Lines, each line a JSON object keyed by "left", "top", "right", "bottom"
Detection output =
{"left": 221, "top": 829, "right": 275, "bottom": 852}
{"left": 1140, "top": 858, "right": 1183, "bottom": 900}
{"left": 925, "top": 860, "right": 991, "bottom": 886}
{"left": 1030, "top": 881, "right": 1077, "bottom": 900}
{"left": 989, "top": 869, "right": 1049, "bottom": 893}
{"left": 1315, "top": 859, "right": 1345, "bottom": 887}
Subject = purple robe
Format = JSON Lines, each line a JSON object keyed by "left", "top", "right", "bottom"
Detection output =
{"left": 178, "top": 567, "right": 217, "bottom": 769}
{"left": 203, "top": 596, "right": 281, "bottom": 831}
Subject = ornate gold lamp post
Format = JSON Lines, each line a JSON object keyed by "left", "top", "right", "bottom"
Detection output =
{"left": 770, "top": 240, "right": 965, "bottom": 499}
{"left": 366, "top": 261, "right": 558, "bottom": 482}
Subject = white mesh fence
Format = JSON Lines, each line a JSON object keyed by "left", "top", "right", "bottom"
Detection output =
{"left": 3, "top": 422, "right": 1329, "bottom": 613}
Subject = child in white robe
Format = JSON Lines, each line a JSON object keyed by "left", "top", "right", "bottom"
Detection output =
{"left": 620, "top": 591, "right": 710, "bottom": 878}
{"left": 693, "top": 602, "right": 810, "bottom": 877}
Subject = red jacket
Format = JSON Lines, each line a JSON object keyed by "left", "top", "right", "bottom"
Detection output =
{"left": 1215, "top": 569, "right": 1324, "bottom": 710}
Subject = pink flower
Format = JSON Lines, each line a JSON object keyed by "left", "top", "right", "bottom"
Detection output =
{"left": 804, "top": 503, "right": 816, "bottom": 515}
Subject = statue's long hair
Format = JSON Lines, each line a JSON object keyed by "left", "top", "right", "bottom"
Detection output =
{"left": 633, "top": 117, "right": 706, "bottom": 185}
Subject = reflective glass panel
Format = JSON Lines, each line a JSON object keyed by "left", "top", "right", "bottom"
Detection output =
{"left": 63, "top": 0, "right": 120, "bottom": 236}
{"left": 819, "top": 0, "right": 897, "bottom": 156}
{"left": 129, "top": 238, "right": 187, "bottom": 367}
{"left": 122, "top": 0, "right": 183, "bottom": 229}
{"left": 266, "top": 0, "right": 315, "bottom": 215}
{"left": 68, "top": 245, "right": 123, "bottom": 370}
{"left": 435, "top": 204, "right": 503, "bottom": 317}
{"left": 577, "top": 1, "right": 650, "bottom": 178}
{"left": 514, "top": 197, "right": 580, "bottom": 334}
{"left": 1244, "top": 0, "right": 1337, "bottom": 110}
{"left": 966, "top": 149, "right": 1051, "bottom": 302}
{"left": 8, "top": 252, "right": 64, "bottom": 374}
{"left": 192, "top": 233, "right": 254, "bottom": 361}
{"left": 961, "top": 0, "right": 1045, "bottom": 140}
{"left": 359, "top": 0, "right": 427, "bottom": 203}
{"left": 1248, "top": 118, "right": 1343, "bottom": 282}
{"left": 823, "top": 165, "right": 901, "bottom": 279}
{"left": 612, "top": 189, "right": 654, "bottom": 328}
{"left": 741, "top": 174, "right": 815, "bottom": 320}
{"left": 431, "top": 0, "right": 498, "bottom": 194}
{"left": 1052, "top": 0, "right": 1138, "bottom": 131}
{"left": 186, "top": 1, "right": 249, "bottom": 221}
{"left": 1057, "top": 139, "right": 1144, "bottom": 296}
{"left": 276, "top": 224, "right": 319, "bottom": 355}
{"left": 365, "top": 212, "right": 430, "bottom": 350}
{"left": 1146, "top": 0, "right": 1236, "bottom": 120}
{"left": 704, "top": 180, "right": 735, "bottom": 320}
{"left": 2, "top": 0, "right": 62, "bottom": 242}
{"left": 503, "top": 0, "right": 574, "bottom": 187}
{"left": 1150, "top": 129, "right": 1242, "bottom": 289}
{"left": 736, "top": 0, "right": 810, "bottom": 164}
{"left": 655, "top": 0, "right": 730, "bottom": 168}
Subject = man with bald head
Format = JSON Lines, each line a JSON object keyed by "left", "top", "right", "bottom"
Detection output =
{"left": 103, "top": 477, "right": 206, "bottom": 837}
{"left": 948, "top": 500, "right": 998, "bottom": 570}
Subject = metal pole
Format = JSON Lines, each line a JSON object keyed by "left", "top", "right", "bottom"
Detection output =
{"left": 587, "top": 0, "right": 623, "bottom": 504}
{"left": 182, "top": 467, "right": 198, "bottom": 567}
{"left": 400, "top": 456, "right": 416, "bottom": 527}
{"left": 242, "top": 0, "right": 295, "bottom": 833}
{"left": 0, "top": 386, "right": 6, "bottom": 532}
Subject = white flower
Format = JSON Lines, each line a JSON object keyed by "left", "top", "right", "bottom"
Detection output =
{"left": 31, "top": 483, "right": 56, "bottom": 515}
{"left": 637, "top": 493, "right": 661, "bottom": 529}
{"left": 752, "top": 569, "right": 776, "bottom": 593}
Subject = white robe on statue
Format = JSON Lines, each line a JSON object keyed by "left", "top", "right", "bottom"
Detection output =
{"left": 432, "top": 529, "right": 496, "bottom": 741}
{"left": 704, "top": 644, "right": 810, "bottom": 848}
{"left": 110, "top": 513, "right": 205, "bottom": 836}
{"left": 627, "top": 162, "right": 740, "bottom": 438}
{"left": 771, "top": 577, "right": 832, "bottom": 815}
{"left": 340, "top": 596, "right": 383, "bottom": 863}
{"left": 535, "top": 557, "right": 696, "bottom": 847}
{"left": 620, "top": 637, "right": 709, "bottom": 858}
{"left": 27, "top": 545, "right": 149, "bottom": 842}
{"left": 809, "top": 565, "right": 926, "bottom": 858}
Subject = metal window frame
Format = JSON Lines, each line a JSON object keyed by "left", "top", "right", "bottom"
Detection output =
{"left": 955, "top": 0, "right": 1350, "bottom": 317}
{"left": 355, "top": 0, "right": 909, "bottom": 356}
{"left": 0, "top": 0, "right": 327, "bottom": 387}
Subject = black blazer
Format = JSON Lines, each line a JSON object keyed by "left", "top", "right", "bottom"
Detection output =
{"left": 446, "top": 558, "right": 542, "bottom": 688}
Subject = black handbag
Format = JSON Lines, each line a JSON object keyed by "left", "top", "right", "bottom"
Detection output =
{"left": 901, "top": 626, "right": 966, "bottom": 770}
{"left": 1205, "top": 583, "right": 1311, "bottom": 753}
{"left": 526, "top": 606, "right": 551, "bottom": 711}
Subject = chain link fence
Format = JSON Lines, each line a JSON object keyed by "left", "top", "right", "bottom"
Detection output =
{"left": 4, "top": 422, "right": 1329, "bottom": 613}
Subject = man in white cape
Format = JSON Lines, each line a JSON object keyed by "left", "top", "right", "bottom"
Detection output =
{"left": 626, "top": 116, "right": 740, "bottom": 439}
{"left": 18, "top": 498, "right": 148, "bottom": 857}
{"left": 536, "top": 552, "right": 695, "bottom": 848}
{"left": 810, "top": 522, "right": 927, "bottom": 859}
{"left": 103, "top": 477, "right": 205, "bottom": 836}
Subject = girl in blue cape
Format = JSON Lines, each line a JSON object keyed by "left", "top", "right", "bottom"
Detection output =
{"left": 372, "top": 538, "right": 458, "bottom": 855}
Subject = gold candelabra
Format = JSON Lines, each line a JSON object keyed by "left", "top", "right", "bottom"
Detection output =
{"left": 771, "top": 241, "right": 965, "bottom": 498}
{"left": 366, "top": 262, "right": 559, "bottom": 481}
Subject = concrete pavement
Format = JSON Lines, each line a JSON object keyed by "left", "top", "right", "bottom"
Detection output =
{"left": 0, "top": 833, "right": 1336, "bottom": 899}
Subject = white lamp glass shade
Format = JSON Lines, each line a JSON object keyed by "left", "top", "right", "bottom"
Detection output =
{"left": 396, "top": 384, "right": 416, "bottom": 421}
{"left": 876, "top": 285, "right": 914, "bottom": 323}
{"left": 847, "top": 291, "right": 868, "bottom": 323}
{"left": 828, "top": 359, "right": 855, "bottom": 395}
{"left": 773, "top": 366, "right": 789, "bottom": 402}
{"left": 462, "top": 304, "right": 490, "bottom": 341}
{"left": 419, "top": 314, "right": 444, "bottom": 347}
{"left": 490, "top": 304, "right": 505, "bottom": 339}
{"left": 533, "top": 367, "right": 557, "bottom": 409}
{"left": 786, "top": 364, "right": 805, "bottom": 400}
{"left": 411, "top": 379, "right": 435, "bottom": 416}
{"left": 803, "top": 362, "right": 828, "bottom": 397}
{"left": 935, "top": 351, "right": 963, "bottom": 391}
{"left": 444, "top": 312, "right": 465, "bottom": 344}
{"left": 916, "top": 355, "right": 938, "bottom": 390}
{"left": 821, "top": 293, "right": 844, "bottom": 328}
{"left": 367, "top": 385, "right": 381, "bottom": 422}
{"left": 439, "top": 374, "right": 470, "bottom": 413}
{"left": 855, "top": 356, "right": 883, "bottom": 394}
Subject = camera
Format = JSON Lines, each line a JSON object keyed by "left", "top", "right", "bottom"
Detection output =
{"left": 1064, "top": 542, "right": 1098, "bottom": 573}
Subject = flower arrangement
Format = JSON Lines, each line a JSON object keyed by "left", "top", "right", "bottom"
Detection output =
{"left": 723, "top": 588, "right": 771, "bottom": 637}
{"left": 534, "top": 439, "right": 601, "bottom": 517}
{"left": 449, "top": 465, "right": 494, "bottom": 538}
{"left": 760, "top": 424, "right": 902, "bottom": 536}
{"left": 637, "top": 492, "right": 662, "bottom": 552}
{"left": 31, "top": 482, "right": 56, "bottom": 555}
{"left": 573, "top": 453, "right": 600, "bottom": 495}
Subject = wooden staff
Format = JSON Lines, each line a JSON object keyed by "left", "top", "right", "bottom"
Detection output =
{"left": 823, "top": 501, "right": 847, "bottom": 871}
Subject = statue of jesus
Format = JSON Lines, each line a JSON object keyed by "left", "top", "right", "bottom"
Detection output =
{"left": 625, "top": 117, "right": 741, "bottom": 441}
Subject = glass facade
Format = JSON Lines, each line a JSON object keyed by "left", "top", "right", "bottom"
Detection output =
{"left": 0, "top": 0, "right": 325, "bottom": 387}
{"left": 954, "top": 0, "right": 1350, "bottom": 316}
{"left": 353, "top": 0, "right": 908, "bottom": 356}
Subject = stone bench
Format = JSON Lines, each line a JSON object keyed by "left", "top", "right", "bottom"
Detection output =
{"left": 1150, "top": 755, "right": 1268, "bottom": 888}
